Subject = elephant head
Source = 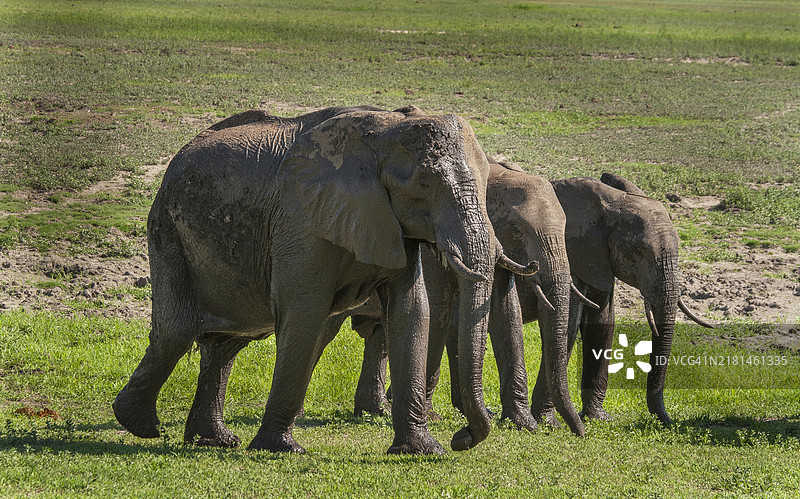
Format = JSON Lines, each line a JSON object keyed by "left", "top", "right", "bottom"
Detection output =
{"left": 486, "top": 161, "right": 585, "bottom": 436}
{"left": 558, "top": 173, "right": 712, "bottom": 425}
{"left": 279, "top": 106, "right": 511, "bottom": 449}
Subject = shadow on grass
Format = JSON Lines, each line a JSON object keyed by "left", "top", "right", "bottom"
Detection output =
{"left": 0, "top": 409, "right": 395, "bottom": 458}
{"left": 224, "top": 407, "right": 392, "bottom": 429}
{"left": 627, "top": 414, "right": 800, "bottom": 447}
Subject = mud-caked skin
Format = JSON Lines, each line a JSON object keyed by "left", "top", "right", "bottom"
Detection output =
{"left": 530, "top": 173, "right": 713, "bottom": 426}
{"left": 113, "top": 105, "right": 529, "bottom": 454}
{"left": 353, "top": 161, "right": 586, "bottom": 437}
{"left": 353, "top": 170, "right": 714, "bottom": 432}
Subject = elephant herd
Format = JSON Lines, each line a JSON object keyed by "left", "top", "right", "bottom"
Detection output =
{"left": 113, "top": 105, "right": 713, "bottom": 455}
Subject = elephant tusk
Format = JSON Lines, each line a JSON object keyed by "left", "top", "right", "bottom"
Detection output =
{"left": 534, "top": 282, "right": 556, "bottom": 311}
{"left": 570, "top": 282, "right": 600, "bottom": 310}
{"left": 497, "top": 254, "right": 539, "bottom": 276}
{"left": 443, "top": 251, "right": 486, "bottom": 283}
{"left": 644, "top": 301, "right": 660, "bottom": 338}
{"left": 679, "top": 296, "right": 715, "bottom": 328}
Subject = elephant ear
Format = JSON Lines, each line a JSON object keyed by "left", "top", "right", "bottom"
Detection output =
{"left": 600, "top": 172, "right": 648, "bottom": 196}
{"left": 553, "top": 178, "right": 616, "bottom": 293}
{"left": 278, "top": 113, "right": 407, "bottom": 269}
{"left": 568, "top": 223, "right": 616, "bottom": 293}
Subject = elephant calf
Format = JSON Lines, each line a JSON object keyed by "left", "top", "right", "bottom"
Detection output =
{"left": 531, "top": 173, "right": 713, "bottom": 426}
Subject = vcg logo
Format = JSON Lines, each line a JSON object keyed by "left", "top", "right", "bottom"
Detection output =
{"left": 592, "top": 334, "right": 652, "bottom": 380}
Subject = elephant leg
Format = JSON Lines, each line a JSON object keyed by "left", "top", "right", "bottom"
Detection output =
{"left": 490, "top": 270, "right": 536, "bottom": 431}
{"left": 423, "top": 262, "right": 457, "bottom": 423}
{"left": 529, "top": 353, "right": 558, "bottom": 426}
{"left": 248, "top": 304, "right": 331, "bottom": 453}
{"left": 423, "top": 314, "right": 451, "bottom": 423}
{"left": 113, "top": 326, "right": 196, "bottom": 438}
{"left": 185, "top": 336, "right": 250, "bottom": 447}
{"left": 580, "top": 287, "right": 614, "bottom": 421}
{"left": 293, "top": 314, "right": 348, "bottom": 421}
{"left": 354, "top": 325, "right": 390, "bottom": 416}
{"left": 382, "top": 246, "right": 444, "bottom": 455}
{"left": 445, "top": 327, "right": 463, "bottom": 415}
{"left": 113, "top": 249, "right": 198, "bottom": 438}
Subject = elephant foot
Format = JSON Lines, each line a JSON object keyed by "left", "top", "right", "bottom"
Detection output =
{"left": 450, "top": 425, "right": 481, "bottom": 451}
{"left": 248, "top": 429, "right": 305, "bottom": 453}
{"left": 580, "top": 407, "right": 613, "bottom": 422}
{"left": 112, "top": 388, "right": 160, "bottom": 438}
{"left": 388, "top": 429, "right": 445, "bottom": 455}
{"left": 354, "top": 396, "right": 391, "bottom": 417}
{"left": 500, "top": 409, "right": 538, "bottom": 432}
{"left": 532, "top": 408, "right": 560, "bottom": 428}
{"left": 185, "top": 420, "right": 241, "bottom": 448}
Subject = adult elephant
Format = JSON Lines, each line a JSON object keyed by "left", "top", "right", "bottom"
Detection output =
{"left": 353, "top": 160, "right": 591, "bottom": 436}
{"left": 530, "top": 173, "right": 714, "bottom": 426}
{"left": 113, "top": 105, "right": 530, "bottom": 455}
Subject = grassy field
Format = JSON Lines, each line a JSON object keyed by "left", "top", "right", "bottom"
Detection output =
{"left": 1, "top": 0, "right": 800, "bottom": 496}
{"left": 2, "top": 312, "right": 800, "bottom": 497}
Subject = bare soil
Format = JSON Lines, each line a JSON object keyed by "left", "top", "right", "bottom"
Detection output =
{"left": 1, "top": 166, "right": 798, "bottom": 334}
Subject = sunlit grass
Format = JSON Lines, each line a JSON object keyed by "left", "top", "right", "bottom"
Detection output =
{"left": 2, "top": 0, "right": 800, "bottom": 495}
{"left": 1, "top": 311, "right": 799, "bottom": 496}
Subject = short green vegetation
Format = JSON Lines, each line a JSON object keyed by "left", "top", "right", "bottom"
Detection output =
{"left": 2, "top": 0, "right": 798, "bottom": 255}
{"left": 2, "top": 0, "right": 799, "bottom": 496}
{"left": 1, "top": 312, "right": 800, "bottom": 497}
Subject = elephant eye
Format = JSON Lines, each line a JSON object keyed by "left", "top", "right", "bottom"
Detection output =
{"left": 511, "top": 223, "right": 524, "bottom": 240}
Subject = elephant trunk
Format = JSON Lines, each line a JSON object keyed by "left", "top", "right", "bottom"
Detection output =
{"left": 436, "top": 205, "right": 495, "bottom": 451}
{"left": 539, "top": 270, "right": 585, "bottom": 436}
{"left": 450, "top": 274, "right": 493, "bottom": 450}
{"left": 643, "top": 256, "right": 679, "bottom": 426}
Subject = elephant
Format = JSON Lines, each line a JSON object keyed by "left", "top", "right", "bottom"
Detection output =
{"left": 352, "top": 160, "right": 593, "bottom": 436}
{"left": 112, "top": 105, "right": 533, "bottom": 455}
{"left": 529, "top": 173, "right": 714, "bottom": 426}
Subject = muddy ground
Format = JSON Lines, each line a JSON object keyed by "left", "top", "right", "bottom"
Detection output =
{"left": 1, "top": 165, "right": 798, "bottom": 347}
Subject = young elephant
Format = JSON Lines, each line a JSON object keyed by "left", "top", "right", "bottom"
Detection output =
{"left": 529, "top": 173, "right": 713, "bottom": 426}
{"left": 113, "top": 105, "right": 531, "bottom": 455}
{"left": 353, "top": 161, "right": 591, "bottom": 436}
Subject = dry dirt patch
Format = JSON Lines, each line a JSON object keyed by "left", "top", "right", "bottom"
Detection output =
{"left": 1, "top": 152, "right": 798, "bottom": 329}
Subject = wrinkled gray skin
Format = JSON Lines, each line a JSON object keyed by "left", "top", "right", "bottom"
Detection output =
{"left": 353, "top": 161, "right": 586, "bottom": 436}
{"left": 530, "top": 173, "right": 713, "bottom": 426}
{"left": 112, "top": 105, "right": 514, "bottom": 455}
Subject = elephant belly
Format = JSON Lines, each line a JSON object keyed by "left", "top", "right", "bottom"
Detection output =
{"left": 180, "top": 233, "right": 275, "bottom": 337}
{"left": 191, "top": 267, "right": 275, "bottom": 337}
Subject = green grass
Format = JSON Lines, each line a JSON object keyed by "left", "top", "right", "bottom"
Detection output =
{"left": 2, "top": 0, "right": 800, "bottom": 495}
{"left": 3, "top": 0, "right": 798, "bottom": 253}
{"left": 674, "top": 183, "right": 800, "bottom": 257}
{"left": 1, "top": 311, "right": 799, "bottom": 497}
{"left": 0, "top": 191, "right": 150, "bottom": 255}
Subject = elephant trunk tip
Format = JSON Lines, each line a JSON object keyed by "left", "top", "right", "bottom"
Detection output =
{"left": 450, "top": 422, "right": 490, "bottom": 451}
{"left": 450, "top": 426, "right": 474, "bottom": 451}
{"left": 647, "top": 390, "right": 672, "bottom": 427}
{"left": 560, "top": 407, "right": 585, "bottom": 437}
